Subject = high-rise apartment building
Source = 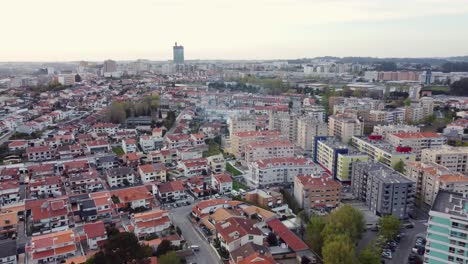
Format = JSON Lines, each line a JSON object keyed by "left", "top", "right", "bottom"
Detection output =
{"left": 173, "top": 42, "right": 184, "bottom": 64}
{"left": 103, "top": 59, "right": 117, "bottom": 73}
{"left": 373, "top": 124, "right": 421, "bottom": 139}
{"left": 386, "top": 132, "right": 446, "bottom": 160}
{"left": 352, "top": 161, "right": 415, "bottom": 219}
{"left": 296, "top": 117, "right": 328, "bottom": 154}
{"left": 328, "top": 114, "right": 364, "bottom": 143}
{"left": 424, "top": 191, "right": 468, "bottom": 264}
{"left": 230, "top": 130, "right": 285, "bottom": 158}
{"left": 228, "top": 115, "right": 256, "bottom": 138}
{"left": 422, "top": 146, "right": 468, "bottom": 175}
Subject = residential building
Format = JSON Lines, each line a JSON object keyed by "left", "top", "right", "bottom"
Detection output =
{"left": 352, "top": 135, "right": 416, "bottom": 168}
{"left": 27, "top": 230, "right": 77, "bottom": 264}
{"left": 269, "top": 111, "right": 298, "bottom": 143}
{"left": 57, "top": 74, "right": 75, "bottom": 86}
{"left": 369, "top": 109, "right": 405, "bottom": 124}
{"left": 154, "top": 180, "right": 187, "bottom": 203}
{"left": 106, "top": 167, "right": 136, "bottom": 188}
{"left": 111, "top": 186, "right": 153, "bottom": 210}
{"left": 212, "top": 173, "right": 233, "bottom": 194}
{"left": 180, "top": 158, "right": 209, "bottom": 177}
{"left": 131, "top": 210, "right": 171, "bottom": 238}
{"left": 244, "top": 140, "right": 294, "bottom": 162}
{"left": 207, "top": 154, "right": 226, "bottom": 174}
{"left": 27, "top": 146, "right": 53, "bottom": 161}
{"left": 68, "top": 169, "right": 103, "bottom": 194}
{"left": 294, "top": 173, "right": 342, "bottom": 215}
{"left": 26, "top": 197, "right": 70, "bottom": 234}
{"left": 215, "top": 217, "right": 264, "bottom": 252}
{"left": 245, "top": 189, "right": 283, "bottom": 209}
{"left": 140, "top": 136, "right": 155, "bottom": 152}
{"left": 0, "top": 181, "right": 20, "bottom": 205}
{"left": 191, "top": 199, "right": 242, "bottom": 219}
{"left": 248, "top": 157, "right": 323, "bottom": 187}
{"left": 122, "top": 138, "right": 138, "bottom": 153}
{"left": 405, "top": 162, "right": 468, "bottom": 206}
{"left": 228, "top": 115, "right": 256, "bottom": 138}
{"left": 28, "top": 176, "right": 62, "bottom": 198}
{"left": 424, "top": 191, "right": 468, "bottom": 264}
{"left": 386, "top": 132, "right": 446, "bottom": 160}
{"left": 230, "top": 130, "right": 285, "bottom": 158}
{"left": 173, "top": 42, "right": 184, "bottom": 64}
{"left": 328, "top": 114, "right": 364, "bottom": 143}
{"left": 352, "top": 161, "right": 415, "bottom": 219}
{"left": 165, "top": 134, "right": 192, "bottom": 149}
{"left": 138, "top": 163, "right": 167, "bottom": 183}
{"left": 103, "top": 59, "right": 117, "bottom": 73}
{"left": 314, "top": 137, "right": 368, "bottom": 182}
{"left": 373, "top": 124, "right": 420, "bottom": 139}
{"left": 265, "top": 218, "right": 309, "bottom": 255}
{"left": 83, "top": 221, "right": 107, "bottom": 250}
{"left": 422, "top": 146, "right": 468, "bottom": 175}
{"left": 0, "top": 239, "right": 16, "bottom": 264}
{"left": 296, "top": 117, "right": 328, "bottom": 154}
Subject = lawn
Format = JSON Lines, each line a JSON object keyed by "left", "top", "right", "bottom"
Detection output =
{"left": 423, "top": 86, "right": 449, "bottom": 92}
{"left": 112, "top": 146, "right": 125, "bottom": 157}
{"left": 233, "top": 180, "right": 248, "bottom": 191}
{"left": 226, "top": 162, "right": 242, "bottom": 176}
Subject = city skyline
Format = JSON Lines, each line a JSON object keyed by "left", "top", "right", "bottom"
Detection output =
{"left": 1, "top": 0, "right": 468, "bottom": 62}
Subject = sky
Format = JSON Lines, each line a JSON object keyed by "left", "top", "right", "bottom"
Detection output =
{"left": 1, "top": 0, "right": 468, "bottom": 61}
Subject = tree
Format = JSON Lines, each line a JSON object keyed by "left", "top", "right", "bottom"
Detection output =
{"left": 322, "top": 205, "right": 365, "bottom": 243}
{"left": 322, "top": 234, "right": 356, "bottom": 264}
{"left": 158, "top": 251, "right": 181, "bottom": 264}
{"left": 379, "top": 215, "right": 401, "bottom": 241}
{"left": 87, "top": 232, "right": 152, "bottom": 264}
{"left": 107, "top": 102, "right": 126, "bottom": 124}
{"left": 358, "top": 244, "right": 381, "bottom": 264}
{"left": 450, "top": 78, "right": 468, "bottom": 96}
{"left": 404, "top": 98, "right": 412, "bottom": 106}
{"left": 305, "top": 214, "right": 326, "bottom": 256}
{"left": 75, "top": 74, "right": 82, "bottom": 82}
{"left": 393, "top": 160, "right": 405, "bottom": 173}
{"left": 164, "top": 111, "right": 176, "bottom": 129}
{"left": 155, "top": 240, "right": 172, "bottom": 256}
{"left": 266, "top": 232, "right": 278, "bottom": 246}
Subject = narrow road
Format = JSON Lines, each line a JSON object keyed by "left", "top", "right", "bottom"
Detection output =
{"left": 169, "top": 205, "right": 221, "bottom": 264}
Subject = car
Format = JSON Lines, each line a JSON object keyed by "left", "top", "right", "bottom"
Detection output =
{"left": 405, "top": 223, "right": 414, "bottom": 229}
{"left": 381, "top": 251, "right": 392, "bottom": 259}
{"left": 370, "top": 226, "right": 379, "bottom": 232}
{"left": 190, "top": 245, "right": 200, "bottom": 251}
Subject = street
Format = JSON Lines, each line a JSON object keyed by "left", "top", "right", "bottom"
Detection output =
{"left": 387, "top": 220, "right": 427, "bottom": 264}
{"left": 169, "top": 205, "right": 221, "bottom": 264}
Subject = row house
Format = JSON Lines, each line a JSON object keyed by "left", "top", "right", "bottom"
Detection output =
{"left": 26, "top": 197, "right": 70, "bottom": 234}
{"left": 56, "top": 144, "right": 82, "bottom": 159}
{"left": 190, "top": 133, "right": 205, "bottom": 146}
{"left": 27, "top": 146, "right": 53, "bottom": 161}
{"left": 86, "top": 140, "right": 110, "bottom": 154}
{"left": 91, "top": 123, "right": 119, "bottom": 135}
{"left": 83, "top": 221, "right": 107, "bottom": 250}
{"left": 215, "top": 217, "right": 264, "bottom": 252}
{"left": 106, "top": 167, "right": 136, "bottom": 188}
{"left": 191, "top": 199, "right": 242, "bottom": 219}
{"left": 28, "top": 164, "right": 55, "bottom": 178}
{"left": 0, "top": 181, "right": 21, "bottom": 205}
{"left": 111, "top": 186, "right": 153, "bottom": 210}
{"left": 187, "top": 176, "right": 211, "bottom": 198}
{"left": 154, "top": 180, "right": 187, "bottom": 203}
{"left": 0, "top": 168, "right": 19, "bottom": 181}
{"left": 165, "top": 134, "right": 192, "bottom": 149}
{"left": 27, "top": 229, "right": 77, "bottom": 264}
{"left": 8, "top": 140, "right": 28, "bottom": 152}
{"left": 147, "top": 149, "right": 177, "bottom": 164}
{"left": 63, "top": 160, "right": 89, "bottom": 175}
{"left": 68, "top": 169, "right": 104, "bottom": 194}
{"left": 138, "top": 164, "right": 167, "bottom": 183}
{"left": 28, "top": 176, "right": 62, "bottom": 198}
{"left": 114, "top": 130, "right": 137, "bottom": 141}
{"left": 130, "top": 210, "right": 171, "bottom": 238}
{"left": 180, "top": 158, "right": 209, "bottom": 177}
{"left": 95, "top": 154, "right": 120, "bottom": 171}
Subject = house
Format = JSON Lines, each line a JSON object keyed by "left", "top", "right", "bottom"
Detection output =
{"left": 95, "top": 154, "right": 120, "bottom": 171}
{"left": 207, "top": 154, "right": 226, "bottom": 174}
{"left": 26, "top": 197, "right": 70, "bottom": 234}
{"left": 154, "top": 180, "right": 187, "bottom": 203}
{"left": 187, "top": 176, "right": 211, "bottom": 198}
{"left": 140, "top": 136, "right": 155, "bottom": 152}
{"left": 0, "top": 239, "right": 17, "bottom": 264}
{"left": 245, "top": 189, "right": 283, "bottom": 209}
{"left": 111, "top": 186, "right": 153, "bottom": 210}
{"left": 0, "top": 206, "right": 21, "bottom": 237}
{"left": 215, "top": 217, "right": 264, "bottom": 252}
{"left": 265, "top": 218, "right": 309, "bottom": 255}
{"left": 91, "top": 123, "right": 119, "bottom": 135}
{"left": 180, "top": 158, "right": 209, "bottom": 177}
{"left": 0, "top": 181, "right": 21, "bottom": 205}
{"left": 68, "top": 169, "right": 103, "bottom": 194}
{"left": 56, "top": 144, "right": 82, "bottom": 159}
{"left": 165, "top": 134, "right": 192, "bottom": 149}
{"left": 192, "top": 199, "right": 243, "bottom": 219}
{"left": 147, "top": 149, "right": 177, "bottom": 164}
{"left": 89, "top": 191, "right": 114, "bottom": 221}
{"left": 28, "top": 176, "right": 62, "bottom": 198}
{"left": 138, "top": 164, "right": 167, "bottom": 183}
{"left": 86, "top": 140, "right": 110, "bottom": 154}
{"left": 230, "top": 243, "right": 272, "bottom": 264}
{"left": 27, "top": 229, "right": 77, "bottom": 264}
{"left": 8, "top": 140, "right": 28, "bottom": 152}
{"left": 28, "top": 164, "right": 55, "bottom": 178}
{"left": 123, "top": 152, "right": 142, "bottom": 167}
{"left": 190, "top": 133, "right": 205, "bottom": 146}
{"left": 130, "top": 210, "right": 171, "bottom": 238}
{"left": 211, "top": 174, "right": 233, "bottom": 194}
{"left": 122, "top": 138, "right": 138, "bottom": 153}
{"left": 83, "top": 221, "right": 107, "bottom": 250}
{"left": 27, "top": 146, "right": 53, "bottom": 161}
{"left": 63, "top": 160, "right": 89, "bottom": 175}
{"left": 106, "top": 167, "right": 136, "bottom": 188}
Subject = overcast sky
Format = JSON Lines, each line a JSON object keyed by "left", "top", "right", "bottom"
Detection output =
{"left": 1, "top": 0, "right": 468, "bottom": 61}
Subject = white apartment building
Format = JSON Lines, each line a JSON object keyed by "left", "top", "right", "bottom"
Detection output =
{"left": 247, "top": 157, "right": 323, "bottom": 187}
{"left": 296, "top": 117, "right": 328, "bottom": 154}
{"left": 373, "top": 124, "right": 420, "bottom": 139}
{"left": 421, "top": 146, "right": 468, "bottom": 175}
{"left": 228, "top": 115, "right": 256, "bottom": 138}
{"left": 106, "top": 167, "right": 136, "bottom": 188}
{"left": 244, "top": 140, "right": 295, "bottom": 163}
{"left": 386, "top": 132, "right": 446, "bottom": 160}
{"left": 328, "top": 114, "right": 364, "bottom": 143}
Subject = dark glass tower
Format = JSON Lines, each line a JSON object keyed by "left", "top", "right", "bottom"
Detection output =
{"left": 173, "top": 42, "right": 184, "bottom": 64}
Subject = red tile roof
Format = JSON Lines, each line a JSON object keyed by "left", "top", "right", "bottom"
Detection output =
{"left": 157, "top": 180, "right": 185, "bottom": 193}
{"left": 83, "top": 221, "right": 106, "bottom": 239}
{"left": 266, "top": 218, "right": 308, "bottom": 252}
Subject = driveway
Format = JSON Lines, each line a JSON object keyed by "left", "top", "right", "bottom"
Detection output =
{"left": 169, "top": 205, "right": 221, "bottom": 264}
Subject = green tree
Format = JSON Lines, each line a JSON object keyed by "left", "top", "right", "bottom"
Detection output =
{"left": 305, "top": 214, "right": 326, "bottom": 256}
{"left": 358, "top": 244, "right": 381, "bottom": 264}
{"left": 107, "top": 102, "right": 126, "bottom": 124}
{"left": 75, "top": 74, "right": 82, "bottom": 82}
{"left": 404, "top": 98, "right": 411, "bottom": 106}
{"left": 379, "top": 215, "right": 401, "bottom": 241}
{"left": 158, "top": 251, "right": 181, "bottom": 264}
{"left": 155, "top": 239, "right": 172, "bottom": 256}
{"left": 322, "top": 234, "right": 356, "bottom": 264}
{"left": 322, "top": 205, "right": 365, "bottom": 243}
{"left": 393, "top": 160, "right": 405, "bottom": 173}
